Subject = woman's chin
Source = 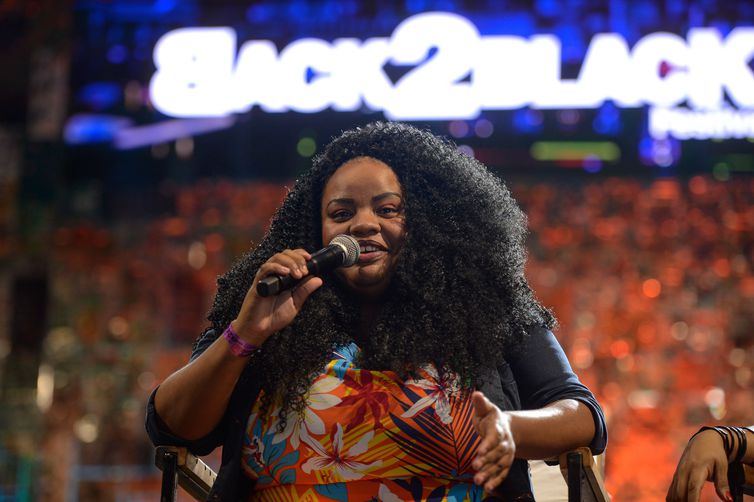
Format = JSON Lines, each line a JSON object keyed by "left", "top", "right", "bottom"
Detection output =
{"left": 342, "top": 275, "right": 390, "bottom": 298}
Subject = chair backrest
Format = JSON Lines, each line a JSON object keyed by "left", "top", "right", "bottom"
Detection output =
{"left": 729, "top": 463, "right": 754, "bottom": 502}
{"left": 155, "top": 445, "right": 216, "bottom": 502}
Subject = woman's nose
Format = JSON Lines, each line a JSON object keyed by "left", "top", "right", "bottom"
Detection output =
{"left": 350, "top": 212, "right": 379, "bottom": 235}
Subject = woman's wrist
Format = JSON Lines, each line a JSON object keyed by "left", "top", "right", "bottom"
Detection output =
{"left": 223, "top": 322, "right": 260, "bottom": 357}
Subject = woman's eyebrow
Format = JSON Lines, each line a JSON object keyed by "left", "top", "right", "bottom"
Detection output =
{"left": 372, "top": 192, "right": 403, "bottom": 202}
{"left": 326, "top": 192, "right": 402, "bottom": 208}
{"left": 325, "top": 197, "right": 354, "bottom": 208}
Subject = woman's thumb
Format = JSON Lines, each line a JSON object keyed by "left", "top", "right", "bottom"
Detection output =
{"left": 472, "top": 391, "right": 494, "bottom": 418}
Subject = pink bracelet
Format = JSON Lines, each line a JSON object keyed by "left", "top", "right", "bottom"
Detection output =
{"left": 222, "top": 324, "right": 259, "bottom": 357}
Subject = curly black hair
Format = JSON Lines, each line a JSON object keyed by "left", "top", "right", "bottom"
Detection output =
{"left": 204, "top": 121, "right": 556, "bottom": 421}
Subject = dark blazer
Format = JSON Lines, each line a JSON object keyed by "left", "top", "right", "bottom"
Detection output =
{"left": 146, "top": 326, "right": 607, "bottom": 501}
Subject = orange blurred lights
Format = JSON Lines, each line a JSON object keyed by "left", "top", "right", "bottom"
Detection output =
{"left": 204, "top": 233, "right": 225, "bottom": 254}
{"left": 740, "top": 277, "right": 754, "bottom": 297}
{"left": 636, "top": 323, "right": 657, "bottom": 345}
{"left": 642, "top": 278, "right": 662, "bottom": 298}
{"left": 188, "top": 241, "right": 207, "bottom": 269}
{"left": 712, "top": 258, "right": 731, "bottom": 278}
{"left": 688, "top": 175, "right": 708, "bottom": 195}
{"left": 163, "top": 217, "right": 188, "bottom": 237}
{"left": 609, "top": 339, "right": 631, "bottom": 359}
{"left": 670, "top": 321, "right": 689, "bottom": 341}
{"left": 661, "top": 267, "right": 684, "bottom": 287}
{"left": 571, "top": 338, "right": 594, "bottom": 369}
{"left": 615, "top": 354, "right": 635, "bottom": 372}
{"left": 704, "top": 387, "right": 726, "bottom": 420}
{"left": 108, "top": 316, "right": 129, "bottom": 339}
{"left": 728, "top": 348, "right": 747, "bottom": 367}
{"left": 735, "top": 367, "right": 751, "bottom": 387}
{"left": 627, "top": 389, "right": 659, "bottom": 409}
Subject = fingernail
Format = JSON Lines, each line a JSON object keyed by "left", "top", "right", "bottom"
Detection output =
{"left": 725, "top": 490, "right": 732, "bottom": 502}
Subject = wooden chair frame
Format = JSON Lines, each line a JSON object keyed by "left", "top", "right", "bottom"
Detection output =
{"left": 729, "top": 460, "right": 754, "bottom": 502}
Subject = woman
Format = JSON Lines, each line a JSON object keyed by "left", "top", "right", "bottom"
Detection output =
{"left": 667, "top": 425, "right": 754, "bottom": 502}
{"left": 146, "top": 122, "right": 607, "bottom": 501}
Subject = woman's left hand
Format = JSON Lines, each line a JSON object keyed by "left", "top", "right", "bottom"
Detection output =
{"left": 471, "top": 390, "right": 516, "bottom": 492}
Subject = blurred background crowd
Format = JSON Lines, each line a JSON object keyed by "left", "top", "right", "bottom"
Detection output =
{"left": 1, "top": 0, "right": 753, "bottom": 500}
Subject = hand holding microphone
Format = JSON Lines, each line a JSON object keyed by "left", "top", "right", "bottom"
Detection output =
{"left": 257, "top": 234, "right": 360, "bottom": 296}
{"left": 230, "top": 235, "right": 360, "bottom": 348}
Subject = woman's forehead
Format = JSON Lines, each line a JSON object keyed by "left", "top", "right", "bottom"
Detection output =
{"left": 322, "top": 157, "right": 401, "bottom": 196}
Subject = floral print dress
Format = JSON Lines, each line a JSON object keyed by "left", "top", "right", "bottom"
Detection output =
{"left": 241, "top": 343, "right": 497, "bottom": 501}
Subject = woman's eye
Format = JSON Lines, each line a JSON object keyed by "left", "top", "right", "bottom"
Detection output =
{"left": 332, "top": 210, "right": 351, "bottom": 220}
{"left": 378, "top": 206, "right": 399, "bottom": 216}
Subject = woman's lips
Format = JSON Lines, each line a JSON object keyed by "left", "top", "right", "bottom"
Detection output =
{"left": 357, "top": 240, "right": 387, "bottom": 264}
{"left": 358, "top": 250, "right": 386, "bottom": 263}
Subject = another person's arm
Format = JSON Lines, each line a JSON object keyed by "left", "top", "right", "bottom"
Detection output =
{"left": 151, "top": 249, "right": 322, "bottom": 441}
{"left": 667, "top": 426, "right": 754, "bottom": 502}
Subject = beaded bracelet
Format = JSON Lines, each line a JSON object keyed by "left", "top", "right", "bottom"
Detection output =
{"left": 222, "top": 324, "right": 259, "bottom": 357}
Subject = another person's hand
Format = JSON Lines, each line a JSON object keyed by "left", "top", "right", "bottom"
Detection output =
{"left": 232, "top": 249, "right": 323, "bottom": 345}
{"left": 667, "top": 429, "right": 732, "bottom": 502}
{"left": 471, "top": 390, "right": 516, "bottom": 492}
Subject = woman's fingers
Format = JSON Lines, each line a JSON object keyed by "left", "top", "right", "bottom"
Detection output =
{"left": 256, "top": 262, "right": 291, "bottom": 282}
{"left": 478, "top": 425, "right": 510, "bottom": 455}
{"left": 667, "top": 473, "right": 681, "bottom": 501}
{"left": 472, "top": 440, "right": 504, "bottom": 470}
{"left": 485, "top": 464, "right": 512, "bottom": 492}
{"left": 279, "top": 249, "right": 310, "bottom": 278}
{"left": 474, "top": 457, "right": 513, "bottom": 491}
{"left": 235, "top": 248, "right": 318, "bottom": 341}
{"left": 685, "top": 468, "right": 707, "bottom": 502}
{"left": 474, "top": 439, "right": 514, "bottom": 473}
{"left": 290, "top": 275, "right": 323, "bottom": 307}
{"left": 252, "top": 249, "right": 313, "bottom": 291}
{"left": 470, "top": 390, "right": 515, "bottom": 492}
{"left": 474, "top": 445, "right": 511, "bottom": 480}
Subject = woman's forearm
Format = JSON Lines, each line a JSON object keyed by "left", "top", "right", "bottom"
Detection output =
{"left": 507, "top": 399, "right": 597, "bottom": 459}
{"left": 153, "top": 333, "right": 252, "bottom": 440}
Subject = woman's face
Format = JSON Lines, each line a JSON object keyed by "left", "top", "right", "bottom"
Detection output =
{"left": 321, "top": 157, "right": 407, "bottom": 300}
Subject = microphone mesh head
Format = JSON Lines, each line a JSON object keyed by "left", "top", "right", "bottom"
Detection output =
{"left": 330, "top": 234, "right": 360, "bottom": 266}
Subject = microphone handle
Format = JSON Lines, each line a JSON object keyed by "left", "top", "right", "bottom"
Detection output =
{"left": 256, "top": 245, "right": 345, "bottom": 297}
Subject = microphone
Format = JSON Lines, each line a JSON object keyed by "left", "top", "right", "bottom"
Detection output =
{"left": 256, "top": 234, "right": 360, "bottom": 297}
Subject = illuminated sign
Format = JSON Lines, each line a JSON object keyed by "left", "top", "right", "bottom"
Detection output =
{"left": 149, "top": 12, "right": 754, "bottom": 140}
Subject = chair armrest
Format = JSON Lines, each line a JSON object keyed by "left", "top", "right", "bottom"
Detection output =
{"left": 742, "top": 465, "right": 754, "bottom": 496}
{"left": 155, "top": 446, "right": 217, "bottom": 501}
{"left": 558, "top": 447, "right": 610, "bottom": 502}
